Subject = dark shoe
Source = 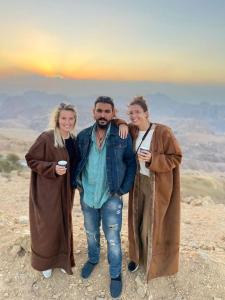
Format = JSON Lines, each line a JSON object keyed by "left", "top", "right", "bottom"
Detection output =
{"left": 81, "top": 261, "right": 98, "bottom": 279}
{"left": 128, "top": 261, "right": 139, "bottom": 272}
{"left": 110, "top": 274, "right": 122, "bottom": 298}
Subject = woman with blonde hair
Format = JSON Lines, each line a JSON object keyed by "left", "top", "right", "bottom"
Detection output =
{"left": 126, "top": 96, "right": 182, "bottom": 281}
{"left": 25, "top": 103, "right": 77, "bottom": 278}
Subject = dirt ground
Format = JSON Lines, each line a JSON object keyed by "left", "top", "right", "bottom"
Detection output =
{"left": 1, "top": 171, "right": 225, "bottom": 300}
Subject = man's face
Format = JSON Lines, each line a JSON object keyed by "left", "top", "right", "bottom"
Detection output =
{"left": 93, "top": 102, "right": 115, "bottom": 128}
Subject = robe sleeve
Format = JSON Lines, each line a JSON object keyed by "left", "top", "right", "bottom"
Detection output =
{"left": 25, "top": 133, "right": 57, "bottom": 179}
{"left": 147, "top": 127, "right": 182, "bottom": 173}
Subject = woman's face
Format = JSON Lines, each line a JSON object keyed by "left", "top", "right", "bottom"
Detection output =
{"left": 128, "top": 104, "right": 148, "bottom": 127}
{"left": 58, "top": 110, "right": 76, "bottom": 135}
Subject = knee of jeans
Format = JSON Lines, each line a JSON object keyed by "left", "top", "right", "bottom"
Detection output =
{"left": 108, "top": 238, "right": 120, "bottom": 247}
{"left": 105, "top": 198, "right": 123, "bottom": 211}
{"left": 85, "top": 230, "right": 99, "bottom": 242}
{"left": 105, "top": 224, "right": 121, "bottom": 244}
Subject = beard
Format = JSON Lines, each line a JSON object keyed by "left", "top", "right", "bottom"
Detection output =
{"left": 96, "top": 118, "right": 111, "bottom": 129}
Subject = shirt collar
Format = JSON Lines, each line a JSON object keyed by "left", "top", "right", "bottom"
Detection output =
{"left": 91, "top": 123, "right": 111, "bottom": 143}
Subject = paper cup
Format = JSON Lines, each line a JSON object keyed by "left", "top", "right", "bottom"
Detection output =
{"left": 139, "top": 147, "right": 150, "bottom": 153}
{"left": 57, "top": 160, "right": 67, "bottom": 167}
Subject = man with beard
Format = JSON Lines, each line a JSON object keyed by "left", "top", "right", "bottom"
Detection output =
{"left": 73, "top": 96, "right": 136, "bottom": 298}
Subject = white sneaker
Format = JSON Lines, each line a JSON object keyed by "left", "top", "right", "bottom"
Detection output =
{"left": 42, "top": 269, "right": 52, "bottom": 278}
{"left": 60, "top": 268, "right": 66, "bottom": 274}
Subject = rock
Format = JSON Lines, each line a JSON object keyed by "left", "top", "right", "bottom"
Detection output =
{"left": 4, "top": 278, "right": 12, "bottom": 284}
{"left": 198, "top": 251, "right": 210, "bottom": 262}
{"left": 190, "top": 242, "right": 199, "bottom": 249}
{"left": 220, "top": 235, "right": 225, "bottom": 242}
{"left": 10, "top": 245, "right": 21, "bottom": 257}
{"left": 184, "top": 220, "right": 192, "bottom": 225}
{"left": 87, "top": 286, "right": 93, "bottom": 292}
{"left": 16, "top": 235, "right": 30, "bottom": 252}
{"left": 135, "top": 275, "right": 144, "bottom": 287}
{"left": 200, "top": 244, "right": 215, "bottom": 251}
{"left": 182, "top": 196, "right": 195, "bottom": 204}
{"left": 137, "top": 286, "right": 147, "bottom": 298}
{"left": 191, "top": 199, "right": 203, "bottom": 206}
{"left": 17, "top": 216, "right": 29, "bottom": 224}
{"left": 84, "top": 281, "right": 90, "bottom": 287}
{"left": 75, "top": 249, "right": 81, "bottom": 254}
{"left": 53, "top": 294, "right": 62, "bottom": 299}
{"left": 100, "top": 291, "right": 106, "bottom": 297}
{"left": 32, "top": 281, "right": 39, "bottom": 290}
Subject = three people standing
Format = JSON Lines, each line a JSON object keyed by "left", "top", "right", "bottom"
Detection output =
{"left": 25, "top": 96, "right": 182, "bottom": 298}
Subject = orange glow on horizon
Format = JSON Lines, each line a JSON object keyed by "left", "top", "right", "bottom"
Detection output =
{"left": 0, "top": 63, "right": 225, "bottom": 85}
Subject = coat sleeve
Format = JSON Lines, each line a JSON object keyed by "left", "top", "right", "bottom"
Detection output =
{"left": 119, "top": 134, "right": 137, "bottom": 194}
{"left": 147, "top": 127, "right": 182, "bottom": 173}
{"left": 25, "top": 134, "right": 57, "bottom": 179}
{"left": 112, "top": 118, "right": 127, "bottom": 126}
{"left": 71, "top": 136, "right": 81, "bottom": 188}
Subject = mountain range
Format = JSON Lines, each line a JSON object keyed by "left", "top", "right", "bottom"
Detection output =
{"left": 1, "top": 90, "right": 225, "bottom": 172}
{"left": 0, "top": 90, "right": 225, "bottom": 132}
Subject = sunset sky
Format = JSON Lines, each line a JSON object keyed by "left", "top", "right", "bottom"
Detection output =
{"left": 0, "top": 0, "right": 225, "bottom": 84}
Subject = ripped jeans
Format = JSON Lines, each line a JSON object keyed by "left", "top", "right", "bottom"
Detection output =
{"left": 80, "top": 196, "right": 123, "bottom": 278}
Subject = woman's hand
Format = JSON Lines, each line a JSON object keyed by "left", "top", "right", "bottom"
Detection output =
{"left": 138, "top": 150, "right": 152, "bottom": 162}
{"left": 55, "top": 165, "right": 67, "bottom": 175}
{"left": 119, "top": 124, "right": 129, "bottom": 139}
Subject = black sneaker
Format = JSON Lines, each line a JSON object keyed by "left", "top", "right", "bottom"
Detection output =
{"left": 81, "top": 261, "right": 98, "bottom": 279}
{"left": 110, "top": 274, "right": 122, "bottom": 298}
{"left": 128, "top": 261, "right": 139, "bottom": 272}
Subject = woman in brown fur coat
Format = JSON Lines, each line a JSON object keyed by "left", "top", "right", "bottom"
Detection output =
{"left": 126, "top": 96, "right": 182, "bottom": 281}
{"left": 25, "top": 103, "right": 77, "bottom": 278}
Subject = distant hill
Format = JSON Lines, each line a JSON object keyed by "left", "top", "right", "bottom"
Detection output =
{"left": 0, "top": 90, "right": 225, "bottom": 132}
{"left": 1, "top": 90, "right": 225, "bottom": 172}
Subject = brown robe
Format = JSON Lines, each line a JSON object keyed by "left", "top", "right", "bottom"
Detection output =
{"left": 25, "top": 130, "right": 75, "bottom": 274}
{"left": 128, "top": 123, "right": 182, "bottom": 281}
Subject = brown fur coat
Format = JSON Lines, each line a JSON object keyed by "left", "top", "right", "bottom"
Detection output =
{"left": 128, "top": 123, "right": 182, "bottom": 280}
{"left": 25, "top": 130, "right": 75, "bottom": 274}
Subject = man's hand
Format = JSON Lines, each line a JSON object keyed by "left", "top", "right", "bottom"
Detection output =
{"left": 119, "top": 124, "right": 129, "bottom": 139}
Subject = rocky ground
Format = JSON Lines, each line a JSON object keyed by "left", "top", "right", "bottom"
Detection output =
{"left": 0, "top": 171, "right": 225, "bottom": 300}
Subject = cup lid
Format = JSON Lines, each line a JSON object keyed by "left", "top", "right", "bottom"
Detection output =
{"left": 58, "top": 160, "right": 67, "bottom": 166}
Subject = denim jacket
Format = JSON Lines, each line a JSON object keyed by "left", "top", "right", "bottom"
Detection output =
{"left": 73, "top": 122, "right": 136, "bottom": 196}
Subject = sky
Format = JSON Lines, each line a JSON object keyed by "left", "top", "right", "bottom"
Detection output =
{"left": 0, "top": 0, "right": 225, "bottom": 86}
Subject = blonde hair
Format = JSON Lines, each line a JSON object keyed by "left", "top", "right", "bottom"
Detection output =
{"left": 49, "top": 102, "right": 77, "bottom": 148}
{"left": 129, "top": 96, "right": 148, "bottom": 112}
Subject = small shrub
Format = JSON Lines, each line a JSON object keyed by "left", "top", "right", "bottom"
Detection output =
{"left": 6, "top": 153, "right": 20, "bottom": 164}
{"left": 0, "top": 153, "right": 22, "bottom": 173}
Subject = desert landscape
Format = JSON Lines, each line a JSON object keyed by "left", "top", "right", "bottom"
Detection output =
{"left": 1, "top": 167, "right": 225, "bottom": 300}
{"left": 1, "top": 94, "right": 225, "bottom": 299}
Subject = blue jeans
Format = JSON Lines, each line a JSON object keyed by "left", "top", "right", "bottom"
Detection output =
{"left": 80, "top": 196, "right": 123, "bottom": 278}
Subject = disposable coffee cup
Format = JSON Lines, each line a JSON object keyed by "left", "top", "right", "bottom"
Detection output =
{"left": 139, "top": 147, "right": 150, "bottom": 153}
{"left": 57, "top": 160, "right": 67, "bottom": 168}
